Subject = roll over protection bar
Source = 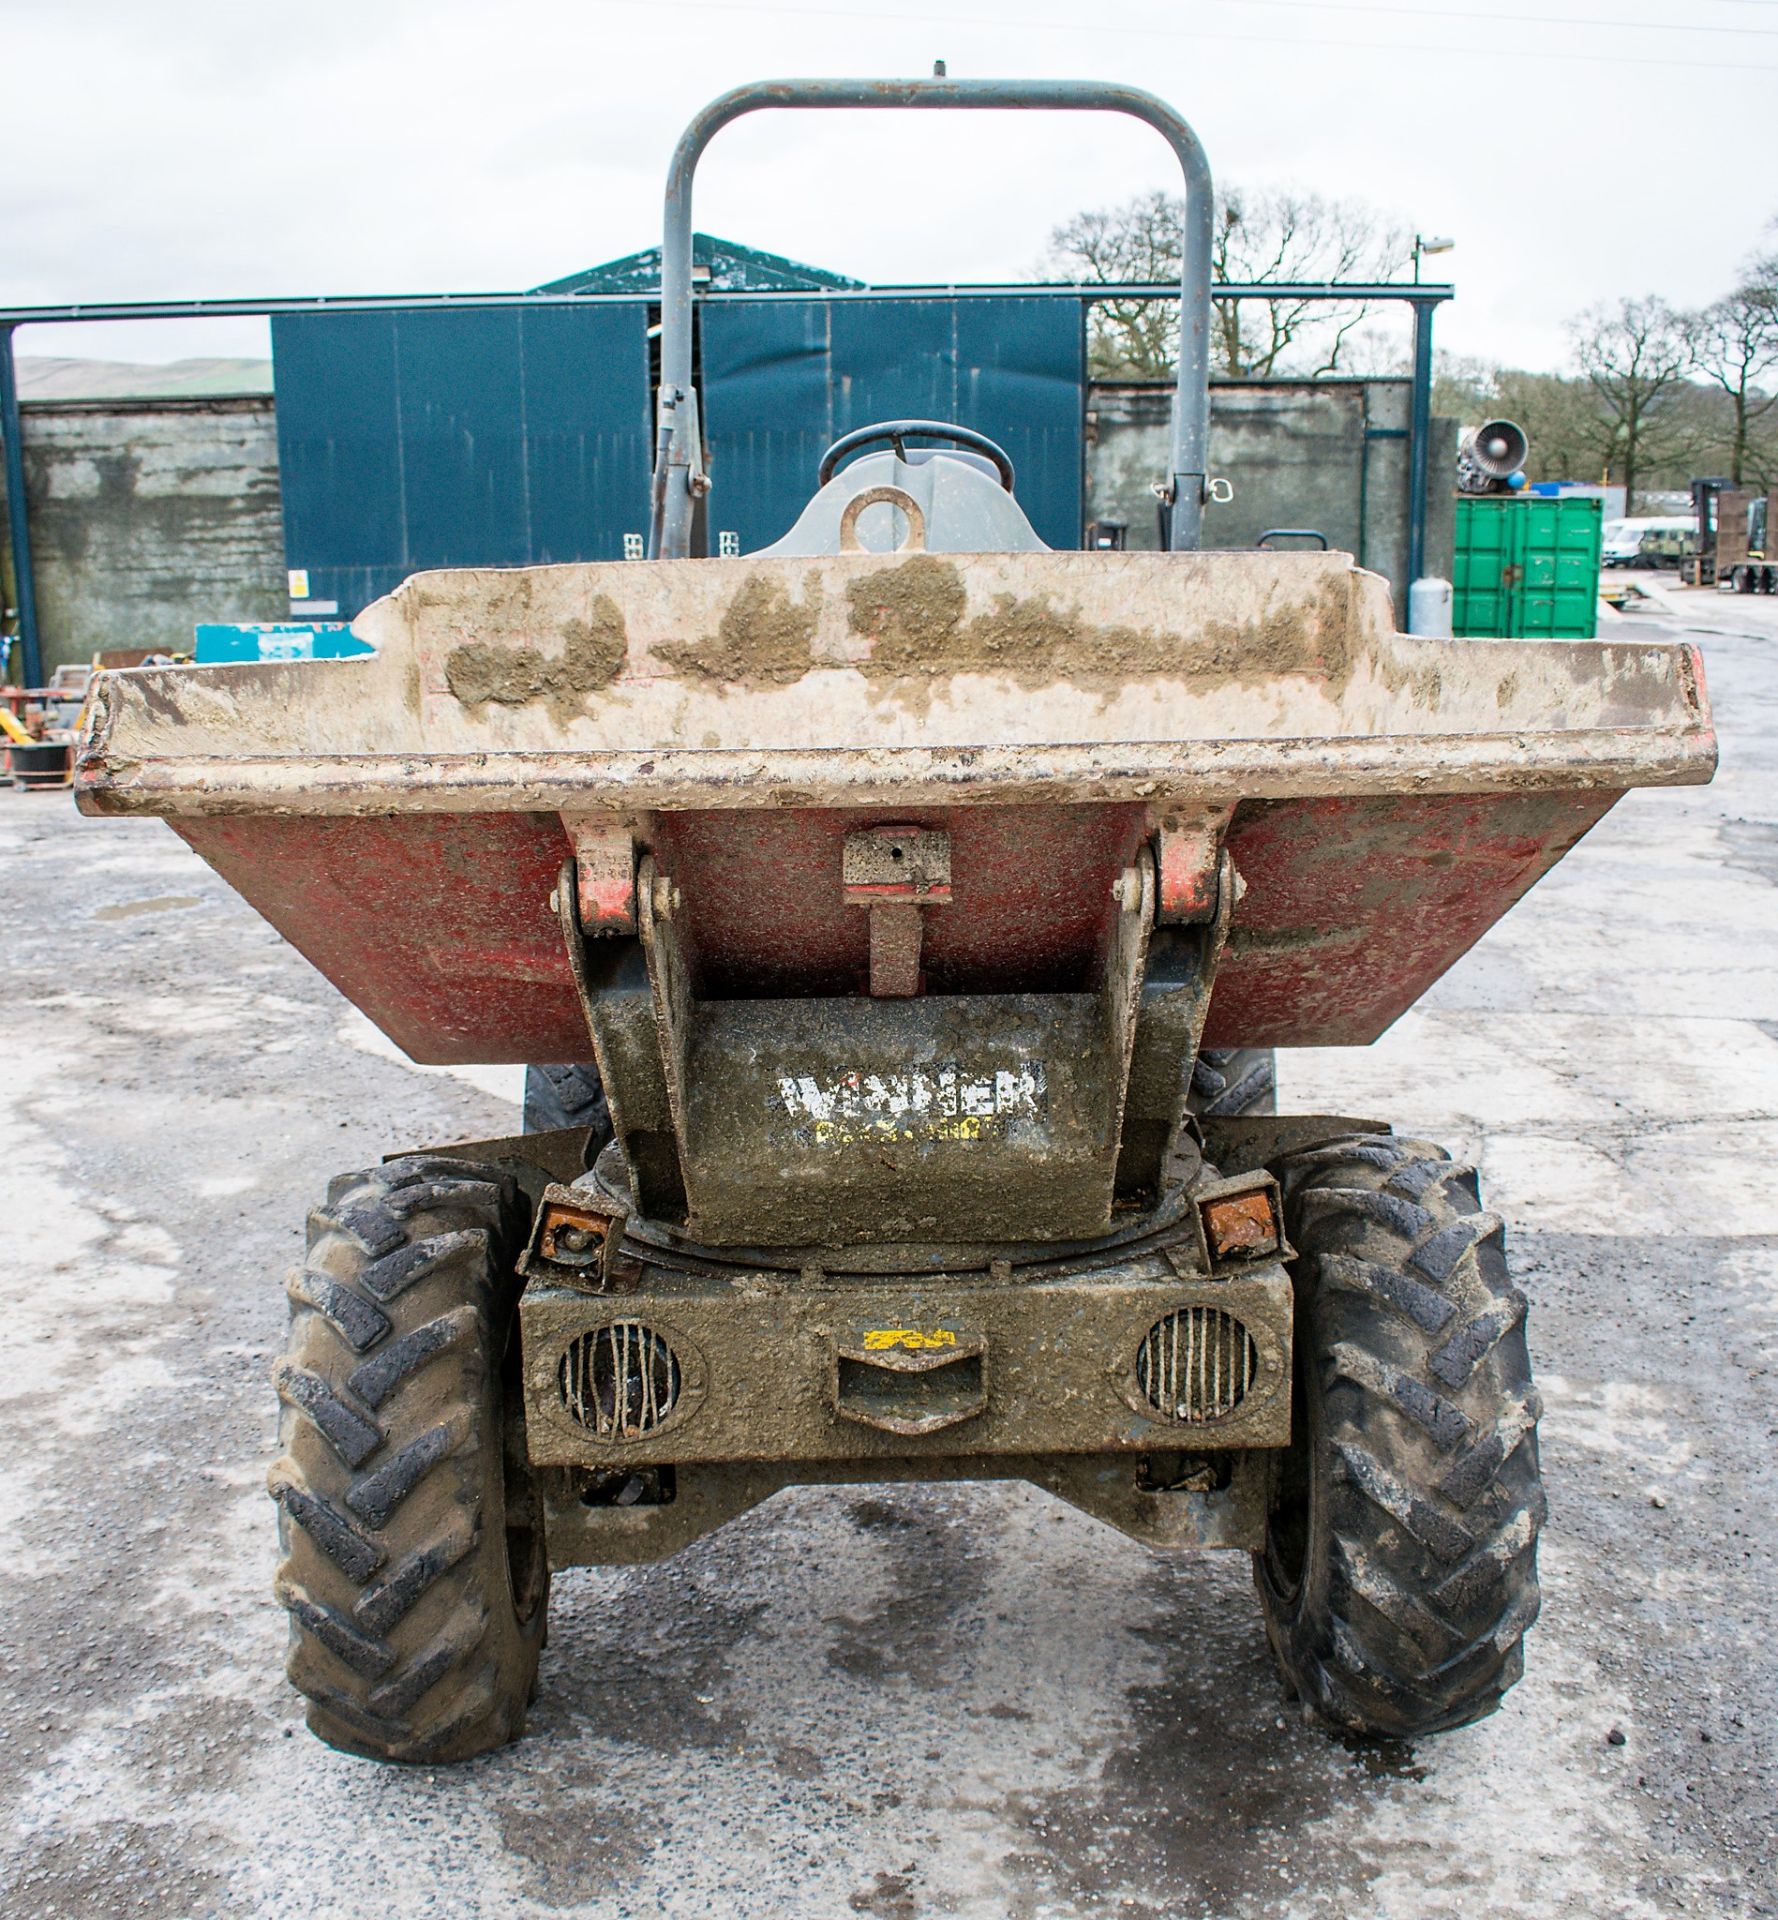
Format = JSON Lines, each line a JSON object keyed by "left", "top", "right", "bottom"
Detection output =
{"left": 650, "top": 76, "right": 1215, "bottom": 559}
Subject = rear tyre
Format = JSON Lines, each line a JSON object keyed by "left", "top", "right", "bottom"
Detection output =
{"left": 523, "top": 1062, "right": 613, "bottom": 1145}
{"left": 1255, "top": 1133, "right": 1543, "bottom": 1737}
{"left": 270, "top": 1155, "right": 549, "bottom": 1763}
{"left": 1188, "top": 1046, "right": 1276, "bottom": 1118}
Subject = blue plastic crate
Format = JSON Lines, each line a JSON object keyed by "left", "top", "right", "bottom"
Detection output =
{"left": 192, "top": 622, "right": 374, "bottom": 664}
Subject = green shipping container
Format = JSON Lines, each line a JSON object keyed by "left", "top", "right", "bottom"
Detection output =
{"left": 1452, "top": 495, "right": 1601, "bottom": 638}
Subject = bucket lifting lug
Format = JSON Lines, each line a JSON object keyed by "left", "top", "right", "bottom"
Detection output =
{"left": 842, "top": 825, "right": 953, "bottom": 997}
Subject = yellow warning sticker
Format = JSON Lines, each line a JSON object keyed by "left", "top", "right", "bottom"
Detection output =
{"left": 862, "top": 1328, "right": 958, "bottom": 1352}
{"left": 814, "top": 1114, "right": 987, "bottom": 1146}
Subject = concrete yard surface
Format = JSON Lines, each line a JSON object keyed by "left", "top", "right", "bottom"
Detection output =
{"left": 1, "top": 579, "right": 1775, "bottom": 1919}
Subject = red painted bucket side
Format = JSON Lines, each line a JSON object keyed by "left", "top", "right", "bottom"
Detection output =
{"left": 173, "top": 784, "right": 1619, "bottom": 1065}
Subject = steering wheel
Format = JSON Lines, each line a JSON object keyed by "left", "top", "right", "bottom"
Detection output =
{"left": 818, "top": 419, "right": 1016, "bottom": 492}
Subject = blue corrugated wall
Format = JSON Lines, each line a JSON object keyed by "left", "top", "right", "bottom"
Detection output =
{"left": 270, "top": 303, "right": 653, "bottom": 615}
{"left": 269, "top": 294, "right": 1085, "bottom": 615}
{"left": 701, "top": 296, "right": 1085, "bottom": 551}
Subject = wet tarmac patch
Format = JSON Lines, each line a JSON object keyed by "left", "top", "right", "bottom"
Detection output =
{"left": 1010, "top": 1557, "right": 1384, "bottom": 1917}
{"left": 6, "top": 1818, "right": 229, "bottom": 1919}
{"left": 847, "top": 1496, "right": 922, "bottom": 1535}
{"left": 540, "top": 1564, "right": 769, "bottom": 1760}
{"left": 1335, "top": 1732, "right": 1426, "bottom": 1782}
{"left": 1716, "top": 817, "right": 1778, "bottom": 883}
{"left": 848, "top": 1864, "right": 920, "bottom": 1917}
{"left": 824, "top": 1495, "right": 988, "bottom": 1685}
{"left": 775, "top": 1741, "right": 825, "bottom": 1780}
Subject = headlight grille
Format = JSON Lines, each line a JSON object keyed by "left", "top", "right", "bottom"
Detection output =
{"left": 1137, "top": 1308, "right": 1256, "bottom": 1424}
{"left": 559, "top": 1322, "right": 681, "bottom": 1439}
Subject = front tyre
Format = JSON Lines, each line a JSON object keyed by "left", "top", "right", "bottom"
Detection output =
{"left": 1256, "top": 1134, "right": 1544, "bottom": 1737}
{"left": 270, "top": 1155, "right": 549, "bottom": 1762}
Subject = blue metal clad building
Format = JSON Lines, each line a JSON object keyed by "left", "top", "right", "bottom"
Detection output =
{"left": 270, "top": 303, "right": 654, "bottom": 613}
{"left": 701, "top": 296, "right": 1085, "bottom": 552}
{"left": 270, "top": 268, "right": 1086, "bottom": 617}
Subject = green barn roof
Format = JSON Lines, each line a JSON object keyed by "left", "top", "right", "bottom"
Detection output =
{"left": 535, "top": 232, "right": 863, "bottom": 296}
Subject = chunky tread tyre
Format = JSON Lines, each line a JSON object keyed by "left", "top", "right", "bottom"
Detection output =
{"left": 1255, "top": 1133, "right": 1543, "bottom": 1738}
{"left": 270, "top": 1155, "right": 549, "bottom": 1763}
{"left": 1188, "top": 1047, "right": 1276, "bottom": 1118}
{"left": 522, "top": 1062, "right": 613, "bottom": 1143}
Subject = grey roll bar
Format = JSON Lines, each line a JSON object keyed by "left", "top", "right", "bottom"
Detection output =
{"left": 650, "top": 76, "right": 1215, "bottom": 559}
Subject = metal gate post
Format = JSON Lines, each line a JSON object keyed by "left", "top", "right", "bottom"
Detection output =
{"left": 0, "top": 325, "right": 44, "bottom": 688}
{"left": 1406, "top": 295, "right": 1436, "bottom": 591}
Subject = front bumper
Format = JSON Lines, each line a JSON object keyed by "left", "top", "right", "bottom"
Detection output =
{"left": 517, "top": 1172, "right": 1293, "bottom": 1475}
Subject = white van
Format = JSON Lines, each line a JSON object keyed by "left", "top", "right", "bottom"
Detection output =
{"left": 1601, "top": 517, "right": 1695, "bottom": 568}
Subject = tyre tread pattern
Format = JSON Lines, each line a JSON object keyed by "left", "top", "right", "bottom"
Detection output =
{"left": 347, "top": 1307, "right": 479, "bottom": 1410}
{"left": 270, "top": 1154, "right": 546, "bottom": 1763}
{"left": 523, "top": 1063, "right": 614, "bottom": 1142}
{"left": 1187, "top": 1047, "right": 1276, "bottom": 1119}
{"left": 1256, "top": 1134, "right": 1544, "bottom": 1738}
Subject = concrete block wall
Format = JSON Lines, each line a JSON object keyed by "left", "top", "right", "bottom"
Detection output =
{"left": 18, "top": 396, "right": 286, "bottom": 674}
{"left": 10, "top": 380, "right": 1455, "bottom": 676}
{"left": 1087, "top": 377, "right": 1457, "bottom": 607}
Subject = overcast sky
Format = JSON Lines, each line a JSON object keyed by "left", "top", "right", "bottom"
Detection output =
{"left": 5, "top": 0, "right": 1775, "bottom": 374}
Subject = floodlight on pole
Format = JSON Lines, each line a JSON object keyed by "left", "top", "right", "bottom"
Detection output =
{"left": 1413, "top": 234, "right": 1456, "bottom": 285}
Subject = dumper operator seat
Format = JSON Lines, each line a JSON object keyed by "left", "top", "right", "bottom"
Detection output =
{"left": 756, "top": 417, "right": 1048, "bottom": 558}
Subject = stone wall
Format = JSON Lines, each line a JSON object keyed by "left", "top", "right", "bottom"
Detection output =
{"left": 18, "top": 396, "right": 286, "bottom": 674}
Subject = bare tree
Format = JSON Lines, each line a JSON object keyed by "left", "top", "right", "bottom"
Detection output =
{"left": 1213, "top": 187, "right": 1411, "bottom": 378}
{"left": 1046, "top": 190, "right": 1182, "bottom": 380}
{"left": 1047, "top": 186, "right": 1410, "bottom": 381}
{"left": 1690, "top": 245, "right": 1778, "bottom": 485}
{"left": 1430, "top": 351, "right": 1499, "bottom": 423}
{"left": 1569, "top": 297, "right": 1693, "bottom": 512}
{"left": 1494, "top": 367, "right": 1623, "bottom": 483}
